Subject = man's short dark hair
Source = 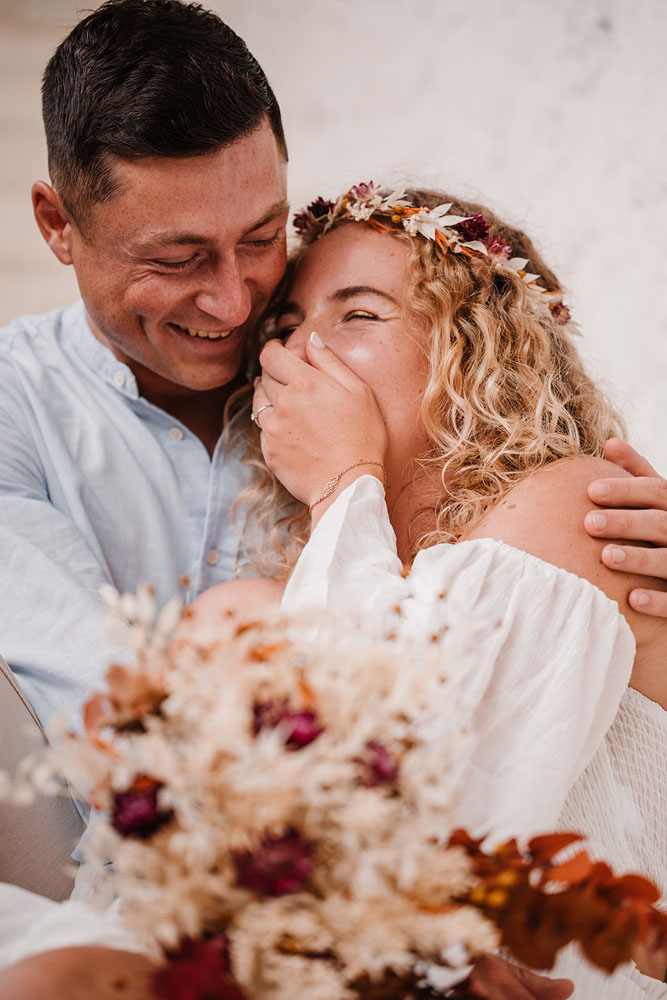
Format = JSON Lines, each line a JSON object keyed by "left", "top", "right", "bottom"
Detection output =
{"left": 43, "top": 0, "right": 287, "bottom": 223}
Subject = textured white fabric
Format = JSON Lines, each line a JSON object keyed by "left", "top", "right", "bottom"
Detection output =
{"left": 547, "top": 687, "right": 667, "bottom": 997}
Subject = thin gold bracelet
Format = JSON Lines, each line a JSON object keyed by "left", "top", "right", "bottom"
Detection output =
{"left": 308, "top": 460, "right": 386, "bottom": 514}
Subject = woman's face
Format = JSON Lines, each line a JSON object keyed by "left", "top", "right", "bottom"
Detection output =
{"left": 276, "top": 224, "right": 431, "bottom": 481}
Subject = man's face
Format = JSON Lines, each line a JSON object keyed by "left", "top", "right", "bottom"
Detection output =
{"left": 67, "top": 121, "right": 288, "bottom": 402}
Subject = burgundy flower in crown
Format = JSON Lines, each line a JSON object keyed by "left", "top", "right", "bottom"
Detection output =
{"left": 235, "top": 830, "right": 313, "bottom": 896}
{"left": 550, "top": 302, "right": 572, "bottom": 325}
{"left": 111, "top": 778, "right": 172, "bottom": 839}
{"left": 293, "top": 196, "right": 335, "bottom": 240}
{"left": 358, "top": 741, "right": 399, "bottom": 788}
{"left": 351, "top": 181, "right": 378, "bottom": 200}
{"left": 253, "top": 700, "right": 323, "bottom": 749}
{"left": 457, "top": 214, "right": 489, "bottom": 242}
{"left": 485, "top": 236, "right": 512, "bottom": 261}
{"left": 152, "top": 935, "right": 247, "bottom": 1000}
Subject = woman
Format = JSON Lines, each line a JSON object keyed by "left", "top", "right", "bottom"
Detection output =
{"left": 1, "top": 186, "right": 666, "bottom": 999}
{"left": 219, "top": 184, "right": 667, "bottom": 995}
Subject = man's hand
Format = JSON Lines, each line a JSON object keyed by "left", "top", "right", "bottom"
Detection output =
{"left": 585, "top": 439, "right": 667, "bottom": 617}
{"left": 451, "top": 955, "right": 573, "bottom": 999}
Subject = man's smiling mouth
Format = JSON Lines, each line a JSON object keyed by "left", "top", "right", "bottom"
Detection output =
{"left": 171, "top": 323, "right": 234, "bottom": 340}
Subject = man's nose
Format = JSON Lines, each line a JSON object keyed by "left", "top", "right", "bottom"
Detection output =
{"left": 193, "top": 257, "right": 252, "bottom": 328}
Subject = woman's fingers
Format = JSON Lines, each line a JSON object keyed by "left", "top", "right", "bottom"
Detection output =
{"left": 603, "top": 438, "right": 660, "bottom": 478}
{"left": 259, "top": 334, "right": 367, "bottom": 392}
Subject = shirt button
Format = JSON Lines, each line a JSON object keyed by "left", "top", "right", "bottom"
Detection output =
{"left": 169, "top": 427, "right": 184, "bottom": 441}
{"left": 113, "top": 370, "right": 125, "bottom": 388}
{"left": 207, "top": 549, "right": 219, "bottom": 566}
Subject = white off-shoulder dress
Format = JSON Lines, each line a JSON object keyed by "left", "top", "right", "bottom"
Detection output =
{"left": 281, "top": 477, "right": 667, "bottom": 998}
{"left": 1, "top": 475, "right": 665, "bottom": 998}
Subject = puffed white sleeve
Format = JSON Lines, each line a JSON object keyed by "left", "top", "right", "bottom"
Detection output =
{"left": 282, "top": 476, "right": 635, "bottom": 844}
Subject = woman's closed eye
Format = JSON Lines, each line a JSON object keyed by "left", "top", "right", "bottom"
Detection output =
{"left": 344, "top": 309, "right": 380, "bottom": 322}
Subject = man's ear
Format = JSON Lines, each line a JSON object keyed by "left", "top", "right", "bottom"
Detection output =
{"left": 31, "top": 181, "right": 76, "bottom": 265}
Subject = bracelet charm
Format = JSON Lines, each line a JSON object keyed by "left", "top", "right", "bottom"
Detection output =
{"left": 309, "top": 460, "right": 386, "bottom": 514}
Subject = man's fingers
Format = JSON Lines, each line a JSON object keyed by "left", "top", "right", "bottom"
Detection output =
{"left": 600, "top": 542, "right": 667, "bottom": 578}
{"left": 604, "top": 438, "right": 660, "bottom": 478}
{"left": 588, "top": 475, "right": 667, "bottom": 510}
{"left": 584, "top": 508, "right": 667, "bottom": 545}
{"left": 628, "top": 588, "right": 667, "bottom": 618}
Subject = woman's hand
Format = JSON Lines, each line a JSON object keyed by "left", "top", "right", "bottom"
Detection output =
{"left": 253, "top": 332, "right": 387, "bottom": 510}
{"left": 585, "top": 439, "right": 667, "bottom": 617}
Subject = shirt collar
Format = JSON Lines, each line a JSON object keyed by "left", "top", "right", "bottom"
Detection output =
{"left": 68, "top": 300, "right": 139, "bottom": 400}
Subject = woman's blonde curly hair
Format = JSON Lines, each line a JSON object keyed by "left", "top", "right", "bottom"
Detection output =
{"left": 225, "top": 187, "right": 624, "bottom": 579}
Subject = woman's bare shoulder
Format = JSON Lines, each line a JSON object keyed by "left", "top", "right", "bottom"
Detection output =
{"left": 464, "top": 455, "right": 627, "bottom": 569}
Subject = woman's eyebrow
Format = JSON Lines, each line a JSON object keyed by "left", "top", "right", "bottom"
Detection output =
{"left": 330, "top": 285, "right": 399, "bottom": 305}
{"left": 275, "top": 301, "right": 301, "bottom": 320}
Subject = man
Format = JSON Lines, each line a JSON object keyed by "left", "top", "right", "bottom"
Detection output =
{"left": 0, "top": 2, "right": 665, "bottom": 997}
{"left": 1, "top": 0, "right": 289, "bottom": 728}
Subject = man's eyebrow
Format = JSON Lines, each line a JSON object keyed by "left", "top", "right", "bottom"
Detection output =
{"left": 242, "top": 199, "right": 290, "bottom": 236}
{"left": 131, "top": 232, "right": 209, "bottom": 250}
{"left": 131, "top": 201, "right": 290, "bottom": 251}
{"left": 330, "top": 285, "right": 399, "bottom": 305}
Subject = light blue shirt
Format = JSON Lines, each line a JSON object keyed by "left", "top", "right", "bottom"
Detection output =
{"left": 0, "top": 301, "right": 248, "bottom": 728}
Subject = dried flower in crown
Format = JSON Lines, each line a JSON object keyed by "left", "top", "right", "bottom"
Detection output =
{"left": 293, "top": 183, "right": 573, "bottom": 324}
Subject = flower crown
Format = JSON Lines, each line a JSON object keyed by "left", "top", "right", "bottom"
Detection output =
{"left": 294, "top": 182, "right": 572, "bottom": 325}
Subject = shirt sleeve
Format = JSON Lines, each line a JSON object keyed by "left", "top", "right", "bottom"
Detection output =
{"left": 282, "top": 475, "right": 635, "bottom": 844}
{"left": 0, "top": 399, "right": 123, "bottom": 731}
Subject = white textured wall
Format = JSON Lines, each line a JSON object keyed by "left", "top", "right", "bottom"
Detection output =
{"left": 1, "top": 0, "right": 665, "bottom": 466}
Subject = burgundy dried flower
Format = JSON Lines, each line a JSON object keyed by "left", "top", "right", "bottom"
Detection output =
{"left": 293, "top": 198, "right": 334, "bottom": 240}
{"left": 308, "top": 196, "right": 335, "bottom": 219}
{"left": 235, "top": 830, "right": 313, "bottom": 896}
{"left": 111, "top": 779, "right": 172, "bottom": 839}
{"left": 152, "top": 935, "right": 246, "bottom": 1000}
{"left": 550, "top": 302, "right": 572, "bottom": 325}
{"left": 253, "top": 700, "right": 323, "bottom": 749}
{"left": 293, "top": 211, "right": 310, "bottom": 238}
{"left": 457, "top": 214, "right": 489, "bottom": 242}
{"left": 351, "top": 181, "right": 377, "bottom": 200}
{"left": 485, "top": 236, "right": 512, "bottom": 261}
{"left": 358, "top": 741, "right": 399, "bottom": 787}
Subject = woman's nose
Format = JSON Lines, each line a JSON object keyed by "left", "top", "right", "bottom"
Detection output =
{"left": 284, "top": 324, "right": 309, "bottom": 360}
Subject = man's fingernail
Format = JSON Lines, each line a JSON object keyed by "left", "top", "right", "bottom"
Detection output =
{"left": 609, "top": 546, "right": 626, "bottom": 564}
{"left": 632, "top": 590, "right": 650, "bottom": 609}
{"left": 589, "top": 513, "right": 607, "bottom": 530}
{"left": 310, "top": 330, "right": 324, "bottom": 348}
{"left": 589, "top": 481, "right": 610, "bottom": 499}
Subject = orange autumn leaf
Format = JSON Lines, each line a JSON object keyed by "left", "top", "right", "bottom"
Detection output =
{"left": 544, "top": 850, "right": 594, "bottom": 886}
{"left": 528, "top": 831, "right": 584, "bottom": 861}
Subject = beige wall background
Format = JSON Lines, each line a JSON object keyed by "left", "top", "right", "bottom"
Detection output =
{"left": 1, "top": 0, "right": 665, "bottom": 466}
